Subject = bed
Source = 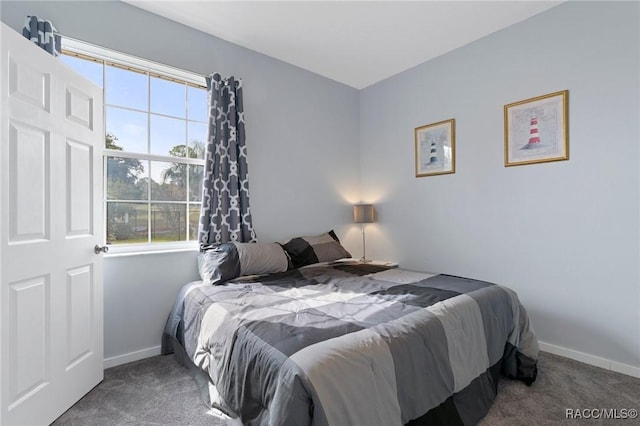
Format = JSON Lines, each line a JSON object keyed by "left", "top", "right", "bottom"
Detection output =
{"left": 161, "top": 235, "right": 538, "bottom": 426}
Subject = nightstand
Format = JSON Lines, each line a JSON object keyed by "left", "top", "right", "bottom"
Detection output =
{"left": 363, "top": 260, "right": 398, "bottom": 268}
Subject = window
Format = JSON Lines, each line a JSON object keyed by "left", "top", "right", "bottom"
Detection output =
{"left": 61, "top": 39, "right": 207, "bottom": 250}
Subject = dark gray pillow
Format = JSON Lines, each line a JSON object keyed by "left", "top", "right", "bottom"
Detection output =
{"left": 281, "top": 230, "right": 351, "bottom": 268}
{"left": 198, "top": 242, "right": 289, "bottom": 285}
{"left": 197, "top": 243, "right": 240, "bottom": 285}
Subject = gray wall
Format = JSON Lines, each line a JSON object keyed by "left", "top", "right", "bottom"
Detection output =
{"left": 359, "top": 1, "right": 640, "bottom": 368}
{"left": 4, "top": 1, "right": 639, "bottom": 370}
{"left": 0, "top": 1, "right": 361, "bottom": 361}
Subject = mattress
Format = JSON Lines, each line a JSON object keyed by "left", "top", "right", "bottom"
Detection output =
{"left": 162, "top": 262, "right": 538, "bottom": 425}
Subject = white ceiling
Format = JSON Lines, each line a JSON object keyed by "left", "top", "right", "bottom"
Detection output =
{"left": 123, "top": 1, "right": 562, "bottom": 89}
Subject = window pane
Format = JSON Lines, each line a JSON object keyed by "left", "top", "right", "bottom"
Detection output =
{"left": 189, "top": 165, "right": 203, "bottom": 202}
{"left": 150, "top": 161, "right": 186, "bottom": 201}
{"left": 188, "top": 86, "right": 208, "bottom": 122}
{"left": 61, "top": 55, "right": 103, "bottom": 87}
{"left": 188, "top": 122, "right": 207, "bottom": 159}
{"left": 189, "top": 204, "right": 200, "bottom": 241}
{"left": 106, "top": 202, "right": 148, "bottom": 244}
{"left": 105, "top": 65, "right": 148, "bottom": 110}
{"left": 151, "top": 77, "right": 186, "bottom": 118}
{"left": 107, "top": 157, "right": 148, "bottom": 200}
{"left": 150, "top": 115, "right": 186, "bottom": 157}
{"left": 151, "top": 203, "right": 187, "bottom": 242}
{"left": 106, "top": 107, "right": 148, "bottom": 153}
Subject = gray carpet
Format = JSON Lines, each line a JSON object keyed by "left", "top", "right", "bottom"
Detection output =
{"left": 52, "top": 355, "right": 229, "bottom": 426}
{"left": 480, "top": 352, "right": 640, "bottom": 426}
{"left": 53, "top": 351, "right": 639, "bottom": 425}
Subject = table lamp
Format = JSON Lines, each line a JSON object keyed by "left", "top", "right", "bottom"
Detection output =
{"left": 353, "top": 204, "right": 375, "bottom": 262}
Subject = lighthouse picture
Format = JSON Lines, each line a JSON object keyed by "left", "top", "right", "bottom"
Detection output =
{"left": 504, "top": 90, "right": 569, "bottom": 166}
{"left": 520, "top": 116, "right": 543, "bottom": 150}
{"left": 415, "top": 118, "right": 455, "bottom": 177}
{"left": 429, "top": 138, "right": 438, "bottom": 163}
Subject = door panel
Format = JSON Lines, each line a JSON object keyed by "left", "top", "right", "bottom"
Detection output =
{"left": 8, "top": 121, "right": 50, "bottom": 243}
{"left": 65, "top": 265, "right": 93, "bottom": 370}
{"left": 8, "top": 57, "right": 51, "bottom": 112}
{"left": 8, "top": 276, "right": 49, "bottom": 408}
{"left": 65, "top": 87, "right": 94, "bottom": 130}
{"left": 1, "top": 22, "right": 104, "bottom": 426}
{"left": 66, "top": 140, "right": 93, "bottom": 236}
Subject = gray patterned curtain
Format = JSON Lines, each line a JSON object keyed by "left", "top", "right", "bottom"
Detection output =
{"left": 22, "top": 16, "right": 61, "bottom": 57}
{"left": 199, "top": 73, "right": 257, "bottom": 246}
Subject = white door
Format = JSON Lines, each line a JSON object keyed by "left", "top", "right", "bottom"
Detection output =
{"left": 0, "top": 23, "right": 104, "bottom": 426}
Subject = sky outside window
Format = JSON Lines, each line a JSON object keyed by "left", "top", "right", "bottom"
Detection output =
{"left": 61, "top": 55, "right": 103, "bottom": 87}
{"left": 187, "top": 122, "right": 207, "bottom": 158}
{"left": 106, "top": 107, "right": 148, "bottom": 154}
{"left": 151, "top": 76, "right": 186, "bottom": 118}
{"left": 188, "top": 85, "right": 208, "bottom": 122}
{"left": 150, "top": 115, "right": 187, "bottom": 157}
{"left": 106, "top": 65, "right": 148, "bottom": 110}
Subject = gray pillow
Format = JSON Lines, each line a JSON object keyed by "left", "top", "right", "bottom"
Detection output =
{"left": 198, "top": 242, "right": 289, "bottom": 285}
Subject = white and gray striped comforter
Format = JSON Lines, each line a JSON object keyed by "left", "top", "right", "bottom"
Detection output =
{"left": 162, "top": 263, "right": 538, "bottom": 425}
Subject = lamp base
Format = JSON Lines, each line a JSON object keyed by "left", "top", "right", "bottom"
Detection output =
{"left": 359, "top": 257, "right": 372, "bottom": 263}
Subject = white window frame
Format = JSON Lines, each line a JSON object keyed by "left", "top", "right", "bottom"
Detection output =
{"left": 62, "top": 37, "right": 207, "bottom": 255}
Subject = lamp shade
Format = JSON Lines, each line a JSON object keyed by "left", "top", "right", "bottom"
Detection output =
{"left": 353, "top": 204, "right": 375, "bottom": 223}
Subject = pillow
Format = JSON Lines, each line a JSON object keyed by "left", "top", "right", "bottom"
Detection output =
{"left": 281, "top": 230, "right": 351, "bottom": 268}
{"left": 198, "top": 242, "right": 289, "bottom": 285}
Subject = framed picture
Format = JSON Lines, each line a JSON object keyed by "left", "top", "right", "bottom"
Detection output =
{"left": 414, "top": 118, "right": 455, "bottom": 177}
{"left": 504, "top": 90, "right": 569, "bottom": 167}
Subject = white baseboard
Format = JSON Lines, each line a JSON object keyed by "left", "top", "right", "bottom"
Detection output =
{"left": 539, "top": 341, "right": 640, "bottom": 379}
{"left": 103, "top": 345, "right": 161, "bottom": 369}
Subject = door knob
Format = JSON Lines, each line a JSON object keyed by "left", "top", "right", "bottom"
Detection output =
{"left": 94, "top": 245, "right": 109, "bottom": 254}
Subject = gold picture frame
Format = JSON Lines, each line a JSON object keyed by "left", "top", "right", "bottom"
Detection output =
{"left": 504, "top": 90, "right": 569, "bottom": 167}
{"left": 414, "top": 118, "right": 455, "bottom": 177}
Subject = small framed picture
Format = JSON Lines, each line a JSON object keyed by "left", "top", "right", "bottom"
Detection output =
{"left": 504, "top": 90, "right": 569, "bottom": 167}
{"left": 414, "top": 118, "right": 455, "bottom": 177}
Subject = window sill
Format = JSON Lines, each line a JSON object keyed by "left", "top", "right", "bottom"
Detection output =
{"left": 104, "top": 242, "right": 199, "bottom": 258}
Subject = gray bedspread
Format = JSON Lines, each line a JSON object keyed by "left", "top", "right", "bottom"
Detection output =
{"left": 162, "top": 263, "right": 538, "bottom": 425}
